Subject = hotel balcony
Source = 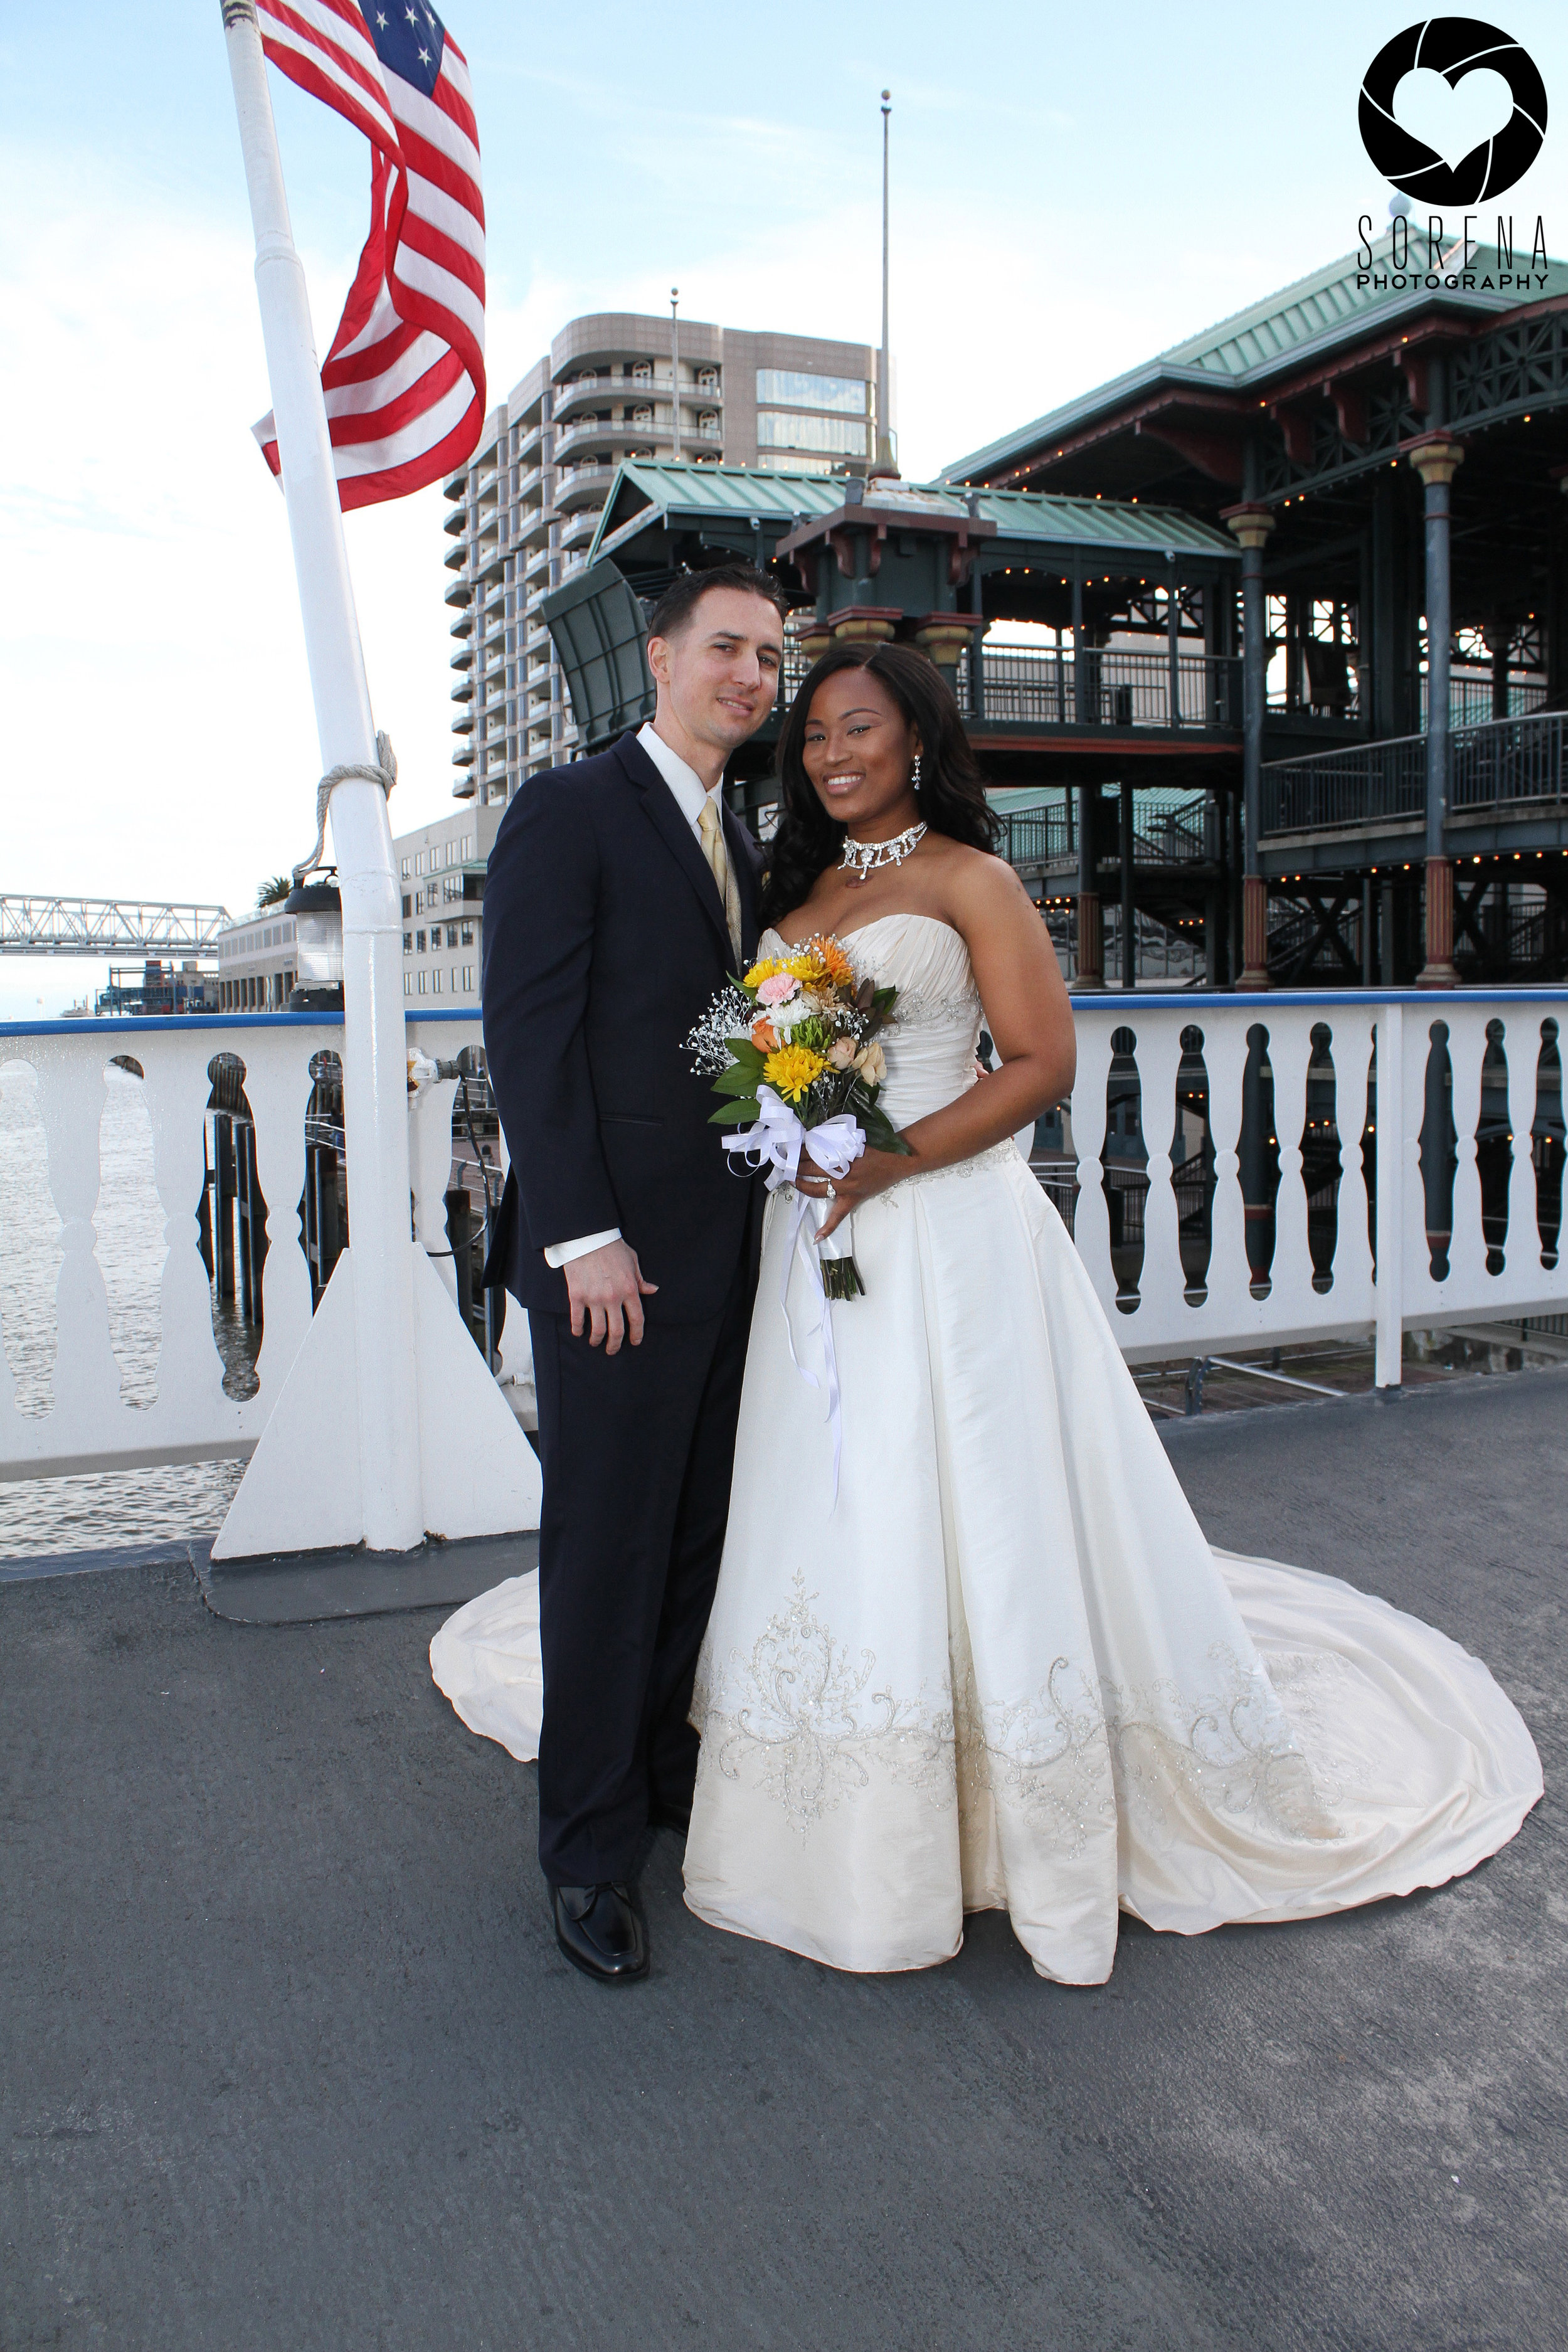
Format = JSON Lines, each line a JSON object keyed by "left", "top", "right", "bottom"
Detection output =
{"left": 556, "top": 462, "right": 617, "bottom": 513}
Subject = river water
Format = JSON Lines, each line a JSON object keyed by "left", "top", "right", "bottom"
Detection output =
{"left": 0, "top": 1061, "right": 245, "bottom": 1559}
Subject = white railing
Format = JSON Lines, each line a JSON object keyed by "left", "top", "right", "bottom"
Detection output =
{"left": 1, "top": 992, "right": 1564, "bottom": 1486}
{"left": 1063, "top": 990, "right": 1566, "bottom": 1371}
{"left": 0, "top": 1009, "right": 508, "bottom": 1481}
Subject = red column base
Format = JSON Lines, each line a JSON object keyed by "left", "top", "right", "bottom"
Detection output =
{"left": 1071, "top": 893, "right": 1104, "bottom": 990}
{"left": 1237, "top": 874, "right": 1270, "bottom": 990}
{"left": 1417, "top": 855, "right": 1458, "bottom": 987}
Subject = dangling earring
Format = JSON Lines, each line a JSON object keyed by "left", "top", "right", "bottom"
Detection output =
{"left": 911, "top": 753, "right": 923, "bottom": 793}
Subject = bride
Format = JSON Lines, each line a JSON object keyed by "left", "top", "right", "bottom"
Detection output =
{"left": 435, "top": 642, "right": 1542, "bottom": 1988}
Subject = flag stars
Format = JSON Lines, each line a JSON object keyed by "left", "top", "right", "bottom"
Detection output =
{"left": 418, "top": 44, "right": 430, "bottom": 61}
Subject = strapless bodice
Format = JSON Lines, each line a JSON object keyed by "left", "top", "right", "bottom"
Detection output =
{"left": 756, "top": 913, "right": 982, "bottom": 1126}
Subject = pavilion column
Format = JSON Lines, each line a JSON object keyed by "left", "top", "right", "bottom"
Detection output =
{"left": 1223, "top": 501, "right": 1276, "bottom": 988}
{"left": 1483, "top": 618, "right": 1511, "bottom": 721}
{"left": 1409, "top": 433, "right": 1465, "bottom": 987}
{"left": 1073, "top": 781, "right": 1104, "bottom": 990}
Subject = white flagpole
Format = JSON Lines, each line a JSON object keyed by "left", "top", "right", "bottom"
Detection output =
{"left": 220, "top": 0, "right": 422, "bottom": 1552}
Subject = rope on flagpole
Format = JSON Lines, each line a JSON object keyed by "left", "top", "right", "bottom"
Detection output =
{"left": 291, "top": 730, "right": 398, "bottom": 884}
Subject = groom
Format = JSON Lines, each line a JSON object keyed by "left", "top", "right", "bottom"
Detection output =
{"left": 482, "top": 563, "right": 787, "bottom": 1983}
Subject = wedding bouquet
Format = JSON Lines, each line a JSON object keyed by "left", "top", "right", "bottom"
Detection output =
{"left": 684, "top": 933, "right": 909, "bottom": 1298}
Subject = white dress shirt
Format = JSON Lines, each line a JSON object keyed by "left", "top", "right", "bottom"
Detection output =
{"left": 543, "top": 723, "right": 728, "bottom": 1270}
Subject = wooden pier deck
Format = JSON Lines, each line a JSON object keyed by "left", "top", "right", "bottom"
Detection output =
{"left": 3, "top": 1370, "right": 1563, "bottom": 2351}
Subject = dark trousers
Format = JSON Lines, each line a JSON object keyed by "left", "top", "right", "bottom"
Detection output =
{"left": 531, "top": 1247, "right": 754, "bottom": 1887}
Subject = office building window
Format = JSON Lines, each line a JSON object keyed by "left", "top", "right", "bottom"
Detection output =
{"left": 403, "top": 932, "right": 412, "bottom": 953}
{"left": 416, "top": 930, "right": 426, "bottom": 953}
{"left": 404, "top": 973, "right": 412, "bottom": 997}
{"left": 755, "top": 369, "right": 867, "bottom": 415}
{"left": 460, "top": 923, "right": 474, "bottom": 945}
{"left": 462, "top": 965, "right": 474, "bottom": 991}
{"left": 756, "top": 411, "right": 871, "bottom": 456}
{"left": 448, "top": 924, "right": 460, "bottom": 948}
{"left": 417, "top": 970, "right": 427, "bottom": 995}
{"left": 754, "top": 452, "right": 839, "bottom": 475}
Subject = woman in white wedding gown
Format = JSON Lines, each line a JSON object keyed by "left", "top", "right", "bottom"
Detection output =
{"left": 433, "top": 644, "right": 1540, "bottom": 1988}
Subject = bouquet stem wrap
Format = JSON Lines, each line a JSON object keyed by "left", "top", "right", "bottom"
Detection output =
{"left": 723, "top": 1086, "right": 866, "bottom": 1503}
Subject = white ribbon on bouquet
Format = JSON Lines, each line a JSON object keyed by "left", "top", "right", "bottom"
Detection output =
{"left": 721, "top": 1086, "right": 866, "bottom": 1503}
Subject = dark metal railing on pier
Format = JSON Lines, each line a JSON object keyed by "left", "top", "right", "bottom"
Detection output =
{"left": 1261, "top": 709, "right": 1567, "bottom": 839}
{"left": 995, "top": 791, "right": 1211, "bottom": 875}
{"left": 779, "top": 641, "right": 1241, "bottom": 734}
{"left": 961, "top": 648, "right": 1242, "bottom": 733}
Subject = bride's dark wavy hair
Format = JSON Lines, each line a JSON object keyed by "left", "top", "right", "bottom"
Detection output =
{"left": 759, "top": 640, "right": 999, "bottom": 927}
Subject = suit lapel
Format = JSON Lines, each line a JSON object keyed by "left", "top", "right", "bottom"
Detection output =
{"left": 613, "top": 732, "right": 750, "bottom": 974}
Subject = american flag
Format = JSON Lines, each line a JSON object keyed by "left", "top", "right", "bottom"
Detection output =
{"left": 253, "top": 0, "right": 485, "bottom": 509}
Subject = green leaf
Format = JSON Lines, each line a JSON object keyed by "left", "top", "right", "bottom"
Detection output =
{"left": 709, "top": 1098, "right": 761, "bottom": 1126}
{"left": 711, "top": 1062, "right": 763, "bottom": 1096}
{"left": 725, "top": 1039, "right": 765, "bottom": 1069}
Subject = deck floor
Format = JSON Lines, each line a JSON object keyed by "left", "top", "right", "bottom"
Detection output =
{"left": 4, "top": 1371, "right": 1564, "bottom": 2351}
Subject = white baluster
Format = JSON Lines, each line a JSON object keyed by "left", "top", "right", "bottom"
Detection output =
{"left": 410, "top": 1073, "right": 460, "bottom": 1305}
{"left": 1267, "top": 1009, "right": 1317, "bottom": 1335}
{"left": 1330, "top": 1011, "right": 1377, "bottom": 1319}
{"left": 1374, "top": 1002, "right": 1404, "bottom": 1387}
{"left": 1132, "top": 1016, "right": 1184, "bottom": 1345}
{"left": 1441, "top": 1006, "right": 1490, "bottom": 1305}
{"left": 241, "top": 1025, "right": 319, "bottom": 1409}
{"left": 139, "top": 1030, "right": 244, "bottom": 1454}
{"left": 1202, "top": 1005, "right": 1253, "bottom": 1342}
{"left": 33, "top": 1041, "right": 122, "bottom": 1452}
{"left": 1066, "top": 1012, "right": 1115, "bottom": 1318}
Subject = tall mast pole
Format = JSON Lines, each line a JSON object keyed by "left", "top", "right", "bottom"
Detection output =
{"left": 875, "top": 88, "right": 895, "bottom": 476}
{"left": 216, "top": 1, "right": 421, "bottom": 1552}
{"left": 670, "top": 286, "right": 682, "bottom": 463}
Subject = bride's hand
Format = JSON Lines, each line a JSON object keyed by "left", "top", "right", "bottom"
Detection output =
{"left": 795, "top": 1145, "right": 912, "bottom": 1238}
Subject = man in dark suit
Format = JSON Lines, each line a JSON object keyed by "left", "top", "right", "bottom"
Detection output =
{"left": 482, "top": 564, "right": 787, "bottom": 1983}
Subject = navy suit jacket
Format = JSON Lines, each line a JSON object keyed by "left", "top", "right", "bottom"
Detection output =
{"left": 480, "top": 731, "right": 765, "bottom": 1322}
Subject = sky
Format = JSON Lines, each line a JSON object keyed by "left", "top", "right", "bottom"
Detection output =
{"left": 3, "top": 0, "right": 1566, "bottom": 1015}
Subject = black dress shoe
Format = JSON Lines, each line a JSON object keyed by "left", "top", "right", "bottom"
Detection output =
{"left": 551, "top": 1883, "right": 649, "bottom": 1983}
{"left": 647, "top": 1800, "right": 691, "bottom": 1839}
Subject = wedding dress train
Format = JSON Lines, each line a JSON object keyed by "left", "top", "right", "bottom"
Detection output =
{"left": 432, "top": 912, "right": 1541, "bottom": 1984}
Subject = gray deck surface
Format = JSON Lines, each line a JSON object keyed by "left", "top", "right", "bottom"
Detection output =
{"left": 4, "top": 1372, "right": 1563, "bottom": 2351}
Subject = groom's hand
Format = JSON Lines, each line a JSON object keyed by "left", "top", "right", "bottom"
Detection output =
{"left": 563, "top": 1239, "right": 659, "bottom": 1353}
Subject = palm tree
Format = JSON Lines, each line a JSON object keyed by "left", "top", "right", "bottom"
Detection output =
{"left": 256, "top": 874, "right": 293, "bottom": 909}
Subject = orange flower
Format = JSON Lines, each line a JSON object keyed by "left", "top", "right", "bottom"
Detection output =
{"left": 813, "top": 933, "right": 854, "bottom": 988}
{"left": 750, "top": 1016, "right": 780, "bottom": 1053}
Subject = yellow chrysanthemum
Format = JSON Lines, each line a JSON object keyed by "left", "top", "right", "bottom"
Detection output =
{"left": 743, "top": 955, "right": 786, "bottom": 988}
{"left": 763, "top": 1042, "right": 827, "bottom": 1103}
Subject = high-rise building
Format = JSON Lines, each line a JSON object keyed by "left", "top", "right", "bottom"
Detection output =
{"left": 442, "top": 312, "right": 882, "bottom": 805}
{"left": 397, "top": 801, "right": 502, "bottom": 1007}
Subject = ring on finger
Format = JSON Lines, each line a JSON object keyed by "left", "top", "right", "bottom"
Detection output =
{"left": 825, "top": 1179, "right": 837, "bottom": 1202}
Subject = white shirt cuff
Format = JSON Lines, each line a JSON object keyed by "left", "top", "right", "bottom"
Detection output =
{"left": 544, "top": 1227, "right": 622, "bottom": 1269}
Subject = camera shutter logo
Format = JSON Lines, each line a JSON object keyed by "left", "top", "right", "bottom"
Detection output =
{"left": 1360, "top": 19, "right": 1546, "bottom": 203}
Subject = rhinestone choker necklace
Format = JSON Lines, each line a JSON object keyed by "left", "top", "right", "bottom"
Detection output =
{"left": 839, "top": 821, "right": 928, "bottom": 886}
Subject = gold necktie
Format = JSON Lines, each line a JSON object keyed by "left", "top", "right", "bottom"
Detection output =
{"left": 697, "top": 795, "right": 743, "bottom": 969}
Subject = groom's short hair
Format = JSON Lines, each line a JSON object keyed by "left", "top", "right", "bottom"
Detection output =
{"left": 646, "top": 564, "right": 788, "bottom": 646}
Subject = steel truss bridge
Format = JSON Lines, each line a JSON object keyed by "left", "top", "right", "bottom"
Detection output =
{"left": 0, "top": 897, "right": 232, "bottom": 958}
